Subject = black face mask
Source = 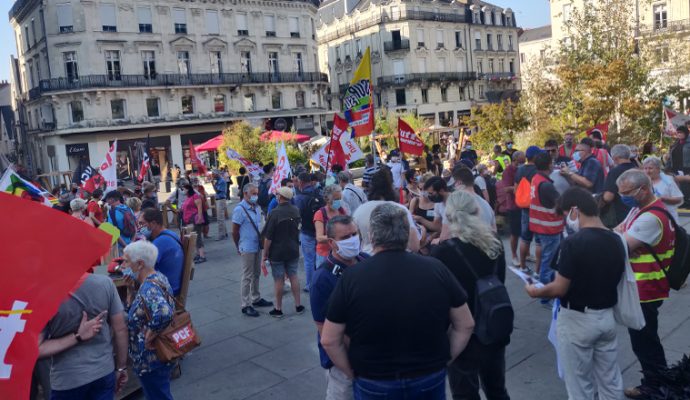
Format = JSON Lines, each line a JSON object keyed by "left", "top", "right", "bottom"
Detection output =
{"left": 428, "top": 193, "right": 444, "bottom": 203}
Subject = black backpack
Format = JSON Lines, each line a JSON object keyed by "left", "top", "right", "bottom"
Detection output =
{"left": 644, "top": 207, "right": 690, "bottom": 291}
{"left": 454, "top": 246, "right": 514, "bottom": 345}
{"left": 300, "top": 190, "right": 324, "bottom": 233}
{"left": 257, "top": 178, "right": 273, "bottom": 208}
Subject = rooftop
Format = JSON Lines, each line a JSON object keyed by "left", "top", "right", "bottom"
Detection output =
{"left": 519, "top": 25, "right": 552, "bottom": 43}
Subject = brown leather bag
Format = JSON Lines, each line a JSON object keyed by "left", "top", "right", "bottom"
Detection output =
{"left": 141, "top": 281, "right": 201, "bottom": 362}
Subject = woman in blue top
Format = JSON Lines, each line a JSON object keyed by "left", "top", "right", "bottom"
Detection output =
{"left": 122, "top": 241, "right": 175, "bottom": 400}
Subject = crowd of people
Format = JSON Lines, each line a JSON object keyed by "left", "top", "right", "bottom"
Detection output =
{"left": 35, "top": 125, "right": 690, "bottom": 400}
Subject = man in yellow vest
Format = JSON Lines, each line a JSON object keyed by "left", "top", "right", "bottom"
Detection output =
{"left": 492, "top": 145, "right": 511, "bottom": 180}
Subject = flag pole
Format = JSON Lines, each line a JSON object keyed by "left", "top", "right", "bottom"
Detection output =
{"left": 325, "top": 129, "right": 334, "bottom": 173}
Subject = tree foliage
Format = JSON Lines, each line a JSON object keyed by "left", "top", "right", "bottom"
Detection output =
{"left": 374, "top": 111, "right": 431, "bottom": 150}
{"left": 462, "top": 100, "right": 529, "bottom": 150}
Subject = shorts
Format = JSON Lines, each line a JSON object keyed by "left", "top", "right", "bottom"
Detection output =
{"left": 520, "top": 209, "right": 541, "bottom": 244}
{"left": 270, "top": 259, "right": 299, "bottom": 280}
{"left": 508, "top": 209, "right": 522, "bottom": 237}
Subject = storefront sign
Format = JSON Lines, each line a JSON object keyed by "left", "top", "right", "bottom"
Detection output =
{"left": 66, "top": 143, "right": 88, "bottom": 156}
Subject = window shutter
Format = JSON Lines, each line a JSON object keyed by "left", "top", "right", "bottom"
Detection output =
{"left": 137, "top": 7, "right": 152, "bottom": 24}
{"left": 173, "top": 8, "right": 186, "bottom": 24}
{"left": 264, "top": 15, "right": 275, "bottom": 32}
{"left": 57, "top": 4, "right": 73, "bottom": 27}
{"left": 206, "top": 10, "right": 219, "bottom": 34}
{"left": 236, "top": 14, "right": 248, "bottom": 30}
{"left": 289, "top": 17, "right": 299, "bottom": 33}
{"left": 100, "top": 4, "right": 116, "bottom": 27}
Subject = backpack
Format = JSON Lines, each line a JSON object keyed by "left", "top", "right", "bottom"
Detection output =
{"left": 644, "top": 207, "right": 690, "bottom": 291}
{"left": 258, "top": 178, "right": 273, "bottom": 208}
{"left": 453, "top": 245, "right": 514, "bottom": 346}
{"left": 515, "top": 177, "right": 531, "bottom": 209}
{"left": 110, "top": 206, "right": 136, "bottom": 239}
{"left": 300, "top": 190, "right": 325, "bottom": 233}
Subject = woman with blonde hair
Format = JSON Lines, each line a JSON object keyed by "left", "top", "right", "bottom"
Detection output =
{"left": 431, "top": 190, "right": 510, "bottom": 400}
{"left": 126, "top": 197, "right": 143, "bottom": 219}
{"left": 70, "top": 198, "right": 95, "bottom": 227}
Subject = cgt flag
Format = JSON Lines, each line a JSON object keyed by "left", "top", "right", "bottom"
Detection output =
{"left": 137, "top": 135, "right": 151, "bottom": 182}
{"left": 0, "top": 192, "right": 111, "bottom": 399}
{"left": 398, "top": 118, "right": 424, "bottom": 156}
{"left": 72, "top": 159, "right": 103, "bottom": 194}
{"left": 586, "top": 121, "right": 609, "bottom": 143}
{"left": 343, "top": 47, "right": 374, "bottom": 138}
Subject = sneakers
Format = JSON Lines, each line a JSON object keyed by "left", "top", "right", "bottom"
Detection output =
{"left": 269, "top": 308, "right": 284, "bottom": 318}
{"left": 194, "top": 257, "right": 207, "bottom": 264}
{"left": 252, "top": 298, "right": 274, "bottom": 308}
{"left": 511, "top": 257, "right": 521, "bottom": 267}
{"left": 624, "top": 386, "right": 643, "bottom": 399}
{"left": 241, "top": 306, "right": 259, "bottom": 317}
{"left": 296, "top": 305, "right": 305, "bottom": 315}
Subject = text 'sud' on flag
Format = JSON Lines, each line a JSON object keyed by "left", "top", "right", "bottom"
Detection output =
{"left": 0, "top": 193, "right": 112, "bottom": 400}
{"left": 343, "top": 47, "right": 374, "bottom": 138}
{"left": 398, "top": 118, "right": 425, "bottom": 156}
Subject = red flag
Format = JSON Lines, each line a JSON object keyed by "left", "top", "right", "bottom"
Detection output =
{"left": 327, "top": 116, "right": 349, "bottom": 171}
{"left": 137, "top": 135, "right": 151, "bottom": 182}
{"left": 188, "top": 140, "right": 207, "bottom": 175}
{"left": 0, "top": 193, "right": 111, "bottom": 399}
{"left": 82, "top": 174, "right": 105, "bottom": 194}
{"left": 398, "top": 118, "right": 424, "bottom": 156}
{"left": 586, "top": 121, "right": 609, "bottom": 143}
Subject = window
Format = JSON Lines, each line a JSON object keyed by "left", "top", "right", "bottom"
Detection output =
{"left": 509, "top": 59, "right": 514, "bottom": 74}
{"left": 393, "top": 59, "right": 405, "bottom": 77}
{"left": 69, "top": 101, "right": 83, "bottom": 123}
{"left": 356, "top": 39, "right": 362, "bottom": 56}
{"left": 499, "top": 59, "right": 504, "bottom": 72}
{"left": 455, "top": 31, "right": 462, "bottom": 48}
{"left": 35, "top": 59, "right": 41, "bottom": 81}
{"left": 146, "top": 98, "right": 160, "bottom": 117}
{"left": 506, "top": 15, "right": 513, "bottom": 26}
{"left": 475, "top": 32, "right": 481, "bottom": 49}
{"left": 111, "top": 99, "right": 125, "bottom": 119}
{"left": 181, "top": 96, "right": 194, "bottom": 114}
{"left": 473, "top": 11, "right": 480, "bottom": 24}
{"left": 173, "top": 8, "right": 187, "bottom": 34}
{"left": 24, "top": 27, "right": 30, "bottom": 50}
{"left": 421, "top": 88, "right": 428, "bottom": 103}
{"left": 271, "top": 92, "right": 282, "bottom": 109}
{"left": 438, "top": 58, "right": 445, "bottom": 72}
{"left": 417, "top": 28, "right": 425, "bottom": 48}
{"left": 142, "top": 51, "right": 156, "bottom": 79}
{"left": 418, "top": 58, "right": 426, "bottom": 73}
{"left": 206, "top": 10, "right": 219, "bottom": 35}
{"left": 657, "top": 46, "right": 670, "bottom": 62}
{"left": 563, "top": 4, "right": 572, "bottom": 22}
{"left": 654, "top": 4, "right": 668, "bottom": 29}
{"left": 478, "top": 85, "right": 485, "bottom": 99}
{"left": 540, "top": 49, "right": 546, "bottom": 59}
{"left": 296, "top": 91, "right": 305, "bottom": 108}
{"left": 236, "top": 13, "right": 248, "bottom": 36}
{"left": 64, "top": 51, "right": 78, "bottom": 81}
{"left": 391, "top": 5, "right": 400, "bottom": 19}
{"left": 311, "top": 18, "right": 315, "bottom": 39}
{"left": 458, "top": 86, "right": 465, "bottom": 100}
{"left": 27, "top": 110, "right": 32, "bottom": 130}
{"left": 264, "top": 15, "right": 276, "bottom": 37}
{"left": 100, "top": 4, "right": 117, "bottom": 32}
{"left": 268, "top": 52, "right": 279, "bottom": 75}
{"left": 436, "top": 30, "right": 444, "bottom": 48}
{"left": 344, "top": 42, "right": 351, "bottom": 57}
{"left": 294, "top": 53, "right": 303, "bottom": 76}
{"left": 336, "top": 72, "right": 342, "bottom": 86}
{"left": 138, "top": 7, "right": 152, "bottom": 33}
{"left": 177, "top": 51, "right": 190, "bottom": 75}
{"left": 477, "top": 58, "right": 483, "bottom": 73}
{"left": 395, "top": 89, "right": 406, "bottom": 106}
{"left": 28, "top": 62, "right": 34, "bottom": 88}
{"left": 105, "top": 50, "right": 121, "bottom": 81}
{"left": 441, "top": 87, "right": 447, "bottom": 102}
{"left": 57, "top": 4, "right": 73, "bottom": 33}
{"left": 486, "top": 34, "right": 492, "bottom": 50}
{"left": 520, "top": 53, "right": 525, "bottom": 63}
{"left": 335, "top": 46, "right": 341, "bottom": 61}
{"left": 210, "top": 51, "right": 222, "bottom": 75}
{"left": 508, "top": 35, "right": 514, "bottom": 50}
{"left": 214, "top": 94, "right": 225, "bottom": 112}
{"left": 488, "top": 58, "right": 494, "bottom": 73}
{"left": 244, "top": 93, "right": 255, "bottom": 111}
{"left": 241, "top": 51, "right": 252, "bottom": 73}
{"left": 31, "top": 19, "right": 37, "bottom": 45}
{"left": 488, "top": 10, "right": 494, "bottom": 25}
{"left": 289, "top": 17, "right": 300, "bottom": 38}
{"left": 497, "top": 34, "right": 503, "bottom": 50}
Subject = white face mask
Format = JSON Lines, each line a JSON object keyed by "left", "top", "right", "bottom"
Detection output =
{"left": 566, "top": 208, "right": 580, "bottom": 233}
{"left": 336, "top": 235, "right": 361, "bottom": 259}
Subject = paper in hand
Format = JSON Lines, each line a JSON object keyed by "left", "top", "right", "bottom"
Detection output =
{"left": 508, "top": 266, "right": 545, "bottom": 288}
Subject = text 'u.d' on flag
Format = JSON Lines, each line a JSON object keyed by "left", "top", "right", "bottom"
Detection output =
{"left": 343, "top": 47, "right": 374, "bottom": 138}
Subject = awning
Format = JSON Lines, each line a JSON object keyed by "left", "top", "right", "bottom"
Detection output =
{"left": 195, "top": 134, "right": 224, "bottom": 152}
{"left": 260, "top": 130, "right": 310, "bottom": 143}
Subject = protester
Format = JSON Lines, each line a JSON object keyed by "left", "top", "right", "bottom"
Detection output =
{"left": 320, "top": 203, "right": 475, "bottom": 398}
{"left": 516, "top": 146, "right": 540, "bottom": 274}
{"left": 492, "top": 145, "right": 511, "bottom": 180}
{"left": 70, "top": 198, "right": 95, "bottom": 227}
{"left": 643, "top": 156, "right": 683, "bottom": 223}
{"left": 87, "top": 188, "right": 105, "bottom": 226}
{"left": 629, "top": 145, "right": 642, "bottom": 167}
{"left": 558, "top": 132, "right": 577, "bottom": 159}
{"left": 503, "top": 140, "right": 517, "bottom": 158}
{"left": 543, "top": 139, "right": 571, "bottom": 194}
{"left": 257, "top": 164, "right": 275, "bottom": 214}
{"left": 526, "top": 187, "right": 624, "bottom": 400}
{"left": 353, "top": 199, "right": 421, "bottom": 254}
{"left": 105, "top": 190, "right": 136, "bottom": 249}
{"left": 338, "top": 171, "right": 366, "bottom": 214}
{"left": 294, "top": 172, "right": 322, "bottom": 292}
{"left": 311, "top": 215, "right": 368, "bottom": 400}
{"left": 386, "top": 151, "right": 406, "bottom": 191}
{"left": 616, "top": 169, "right": 674, "bottom": 399}
{"left": 452, "top": 166, "right": 497, "bottom": 232}
{"left": 474, "top": 164, "right": 491, "bottom": 203}
{"left": 181, "top": 183, "right": 206, "bottom": 264}
{"left": 138, "top": 208, "right": 185, "bottom": 296}
{"left": 122, "top": 241, "right": 175, "bottom": 400}
{"left": 561, "top": 137, "right": 605, "bottom": 194}
{"left": 460, "top": 140, "right": 478, "bottom": 166}
{"left": 402, "top": 169, "right": 422, "bottom": 205}
{"left": 497, "top": 151, "right": 524, "bottom": 266}
{"left": 432, "top": 190, "right": 511, "bottom": 400}
{"left": 600, "top": 144, "right": 636, "bottom": 228}
{"left": 166, "top": 178, "right": 191, "bottom": 228}
{"left": 262, "top": 186, "right": 304, "bottom": 318}
{"left": 315, "top": 185, "right": 349, "bottom": 267}
{"left": 53, "top": 193, "right": 71, "bottom": 214}
{"left": 126, "top": 197, "right": 142, "bottom": 220}
{"left": 409, "top": 173, "right": 437, "bottom": 240}
{"left": 196, "top": 183, "right": 211, "bottom": 239}
{"left": 415, "top": 176, "right": 450, "bottom": 240}
{"left": 212, "top": 170, "right": 229, "bottom": 240}
{"left": 39, "top": 272, "right": 128, "bottom": 398}
{"left": 361, "top": 154, "right": 379, "bottom": 190}
{"left": 141, "top": 182, "right": 158, "bottom": 210}
{"left": 367, "top": 167, "right": 397, "bottom": 202}
{"left": 237, "top": 167, "right": 250, "bottom": 194}
{"left": 267, "top": 178, "right": 295, "bottom": 214}
{"left": 232, "top": 183, "right": 273, "bottom": 316}
{"left": 590, "top": 130, "right": 614, "bottom": 176}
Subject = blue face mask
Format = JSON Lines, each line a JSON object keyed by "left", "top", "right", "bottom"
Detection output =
{"left": 121, "top": 267, "right": 137, "bottom": 280}
{"left": 332, "top": 199, "right": 342, "bottom": 210}
{"left": 140, "top": 227, "right": 152, "bottom": 239}
{"left": 249, "top": 195, "right": 258, "bottom": 204}
{"left": 620, "top": 194, "right": 640, "bottom": 208}
{"left": 572, "top": 151, "right": 582, "bottom": 162}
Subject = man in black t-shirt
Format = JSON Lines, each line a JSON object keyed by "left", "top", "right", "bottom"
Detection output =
{"left": 526, "top": 187, "right": 624, "bottom": 400}
{"left": 320, "top": 203, "right": 474, "bottom": 398}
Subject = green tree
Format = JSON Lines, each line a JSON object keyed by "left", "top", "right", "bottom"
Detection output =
{"left": 374, "top": 111, "right": 432, "bottom": 150}
{"left": 463, "top": 100, "right": 529, "bottom": 151}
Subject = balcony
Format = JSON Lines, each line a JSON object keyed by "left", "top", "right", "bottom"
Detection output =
{"left": 384, "top": 39, "right": 410, "bottom": 53}
{"left": 377, "top": 72, "right": 477, "bottom": 88}
{"left": 481, "top": 72, "right": 516, "bottom": 81}
{"left": 640, "top": 18, "right": 690, "bottom": 35}
{"left": 28, "top": 72, "right": 329, "bottom": 100}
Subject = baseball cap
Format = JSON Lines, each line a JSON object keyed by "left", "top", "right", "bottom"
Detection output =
{"left": 276, "top": 186, "right": 294, "bottom": 200}
{"left": 525, "top": 145, "right": 544, "bottom": 160}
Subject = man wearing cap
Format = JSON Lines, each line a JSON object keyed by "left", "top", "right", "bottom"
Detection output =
{"left": 262, "top": 186, "right": 304, "bottom": 318}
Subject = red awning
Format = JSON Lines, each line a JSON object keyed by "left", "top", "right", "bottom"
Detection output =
{"left": 195, "top": 134, "right": 224, "bottom": 152}
{"left": 260, "top": 130, "right": 310, "bottom": 143}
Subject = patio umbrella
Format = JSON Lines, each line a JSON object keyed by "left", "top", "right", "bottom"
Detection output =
{"left": 195, "top": 134, "right": 224, "bottom": 152}
{"left": 260, "top": 130, "right": 310, "bottom": 143}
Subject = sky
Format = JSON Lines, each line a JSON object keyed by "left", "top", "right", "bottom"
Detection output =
{"left": 0, "top": 0, "right": 550, "bottom": 82}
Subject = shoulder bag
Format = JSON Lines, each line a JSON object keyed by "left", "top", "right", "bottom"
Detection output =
{"left": 240, "top": 205, "right": 264, "bottom": 250}
{"left": 613, "top": 232, "right": 646, "bottom": 330}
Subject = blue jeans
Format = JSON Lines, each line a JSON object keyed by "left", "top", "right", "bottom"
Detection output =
{"left": 138, "top": 365, "right": 174, "bottom": 400}
{"left": 300, "top": 233, "right": 317, "bottom": 290}
{"left": 535, "top": 233, "right": 561, "bottom": 303}
{"left": 353, "top": 369, "right": 447, "bottom": 400}
{"left": 50, "top": 371, "right": 114, "bottom": 400}
{"left": 315, "top": 254, "right": 326, "bottom": 270}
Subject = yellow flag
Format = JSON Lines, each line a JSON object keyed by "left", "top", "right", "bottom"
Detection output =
{"left": 343, "top": 47, "right": 374, "bottom": 137}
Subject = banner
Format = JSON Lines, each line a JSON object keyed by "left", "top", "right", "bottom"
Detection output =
{"left": 327, "top": 115, "right": 349, "bottom": 171}
{"left": 71, "top": 159, "right": 102, "bottom": 194}
{"left": 99, "top": 140, "right": 118, "bottom": 193}
{"left": 664, "top": 108, "right": 690, "bottom": 137}
{"left": 343, "top": 47, "right": 374, "bottom": 138}
{"left": 137, "top": 135, "right": 151, "bottom": 182}
{"left": 398, "top": 118, "right": 424, "bottom": 156}
{"left": 0, "top": 192, "right": 112, "bottom": 399}
{"left": 225, "top": 148, "right": 263, "bottom": 177}
{"left": 0, "top": 169, "right": 54, "bottom": 207}
{"left": 586, "top": 121, "right": 609, "bottom": 143}
{"left": 310, "top": 134, "right": 365, "bottom": 171}
{"left": 269, "top": 142, "right": 291, "bottom": 195}
{"left": 188, "top": 140, "right": 207, "bottom": 175}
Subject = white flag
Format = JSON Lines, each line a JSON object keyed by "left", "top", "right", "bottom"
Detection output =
{"left": 310, "top": 136, "right": 364, "bottom": 171}
{"left": 269, "top": 142, "right": 291, "bottom": 195}
{"left": 99, "top": 140, "right": 118, "bottom": 193}
{"left": 225, "top": 148, "right": 262, "bottom": 177}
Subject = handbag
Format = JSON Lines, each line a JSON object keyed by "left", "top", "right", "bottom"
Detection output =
{"left": 613, "top": 233, "right": 646, "bottom": 330}
{"left": 141, "top": 280, "right": 201, "bottom": 362}
{"left": 241, "top": 205, "right": 264, "bottom": 250}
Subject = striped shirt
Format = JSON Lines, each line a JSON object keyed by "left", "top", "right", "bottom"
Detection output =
{"left": 362, "top": 165, "right": 380, "bottom": 187}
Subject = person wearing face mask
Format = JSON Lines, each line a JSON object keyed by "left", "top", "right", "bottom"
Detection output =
{"left": 314, "top": 185, "right": 350, "bottom": 268}
{"left": 138, "top": 208, "right": 184, "bottom": 297}
{"left": 503, "top": 140, "right": 517, "bottom": 158}
{"left": 310, "top": 215, "right": 368, "bottom": 400}
{"left": 492, "top": 145, "right": 511, "bottom": 180}
{"left": 266, "top": 178, "right": 296, "bottom": 215}
{"left": 615, "top": 169, "right": 674, "bottom": 399}
{"left": 415, "top": 176, "right": 450, "bottom": 240}
{"left": 561, "top": 137, "right": 605, "bottom": 194}
{"left": 460, "top": 140, "right": 478, "bottom": 167}
{"left": 558, "top": 132, "right": 577, "bottom": 159}
{"left": 261, "top": 186, "right": 304, "bottom": 318}
{"left": 526, "top": 187, "right": 625, "bottom": 400}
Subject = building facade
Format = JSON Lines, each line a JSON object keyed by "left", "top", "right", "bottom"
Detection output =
{"left": 317, "top": 0, "right": 521, "bottom": 127}
{"left": 518, "top": 25, "right": 552, "bottom": 82}
{"left": 9, "top": 0, "right": 328, "bottom": 179}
